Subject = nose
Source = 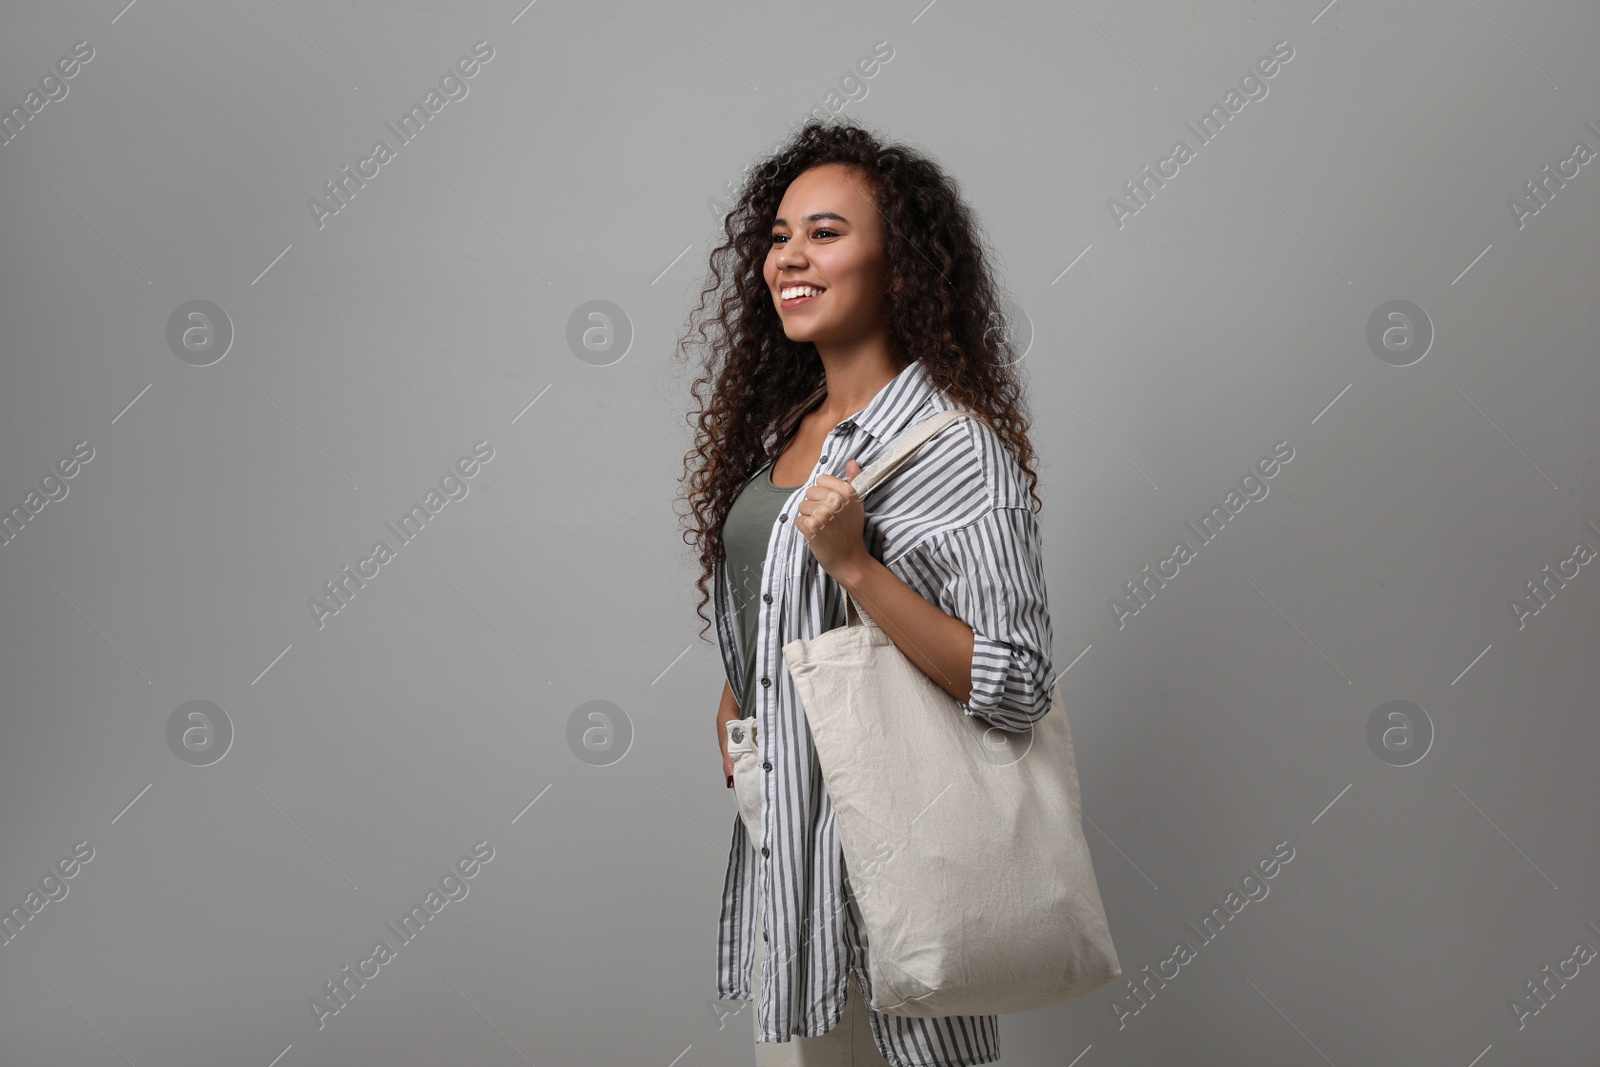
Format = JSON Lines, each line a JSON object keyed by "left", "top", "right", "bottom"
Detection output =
{"left": 775, "top": 240, "right": 805, "bottom": 269}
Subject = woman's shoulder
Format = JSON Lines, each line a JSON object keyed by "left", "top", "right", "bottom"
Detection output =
{"left": 913, "top": 396, "right": 1032, "bottom": 514}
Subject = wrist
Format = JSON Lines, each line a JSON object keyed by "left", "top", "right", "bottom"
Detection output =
{"left": 834, "top": 550, "right": 878, "bottom": 591}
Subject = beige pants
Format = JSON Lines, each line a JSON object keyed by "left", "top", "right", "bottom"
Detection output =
{"left": 726, "top": 718, "right": 892, "bottom": 1067}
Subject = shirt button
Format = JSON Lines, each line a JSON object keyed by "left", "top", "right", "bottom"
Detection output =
{"left": 761, "top": 846, "right": 770, "bottom": 857}
{"left": 762, "top": 930, "right": 768, "bottom": 942}
{"left": 761, "top": 677, "right": 771, "bottom": 688}
{"left": 837, "top": 421, "right": 855, "bottom": 433}
{"left": 778, "top": 514, "right": 787, "bottom": 523}
{"left": 762, "top": 760, "right": 772, "bottom": 771}
{"left": 762, "top": 593, "right": 772, "bottom": 603}
{"left": 819, "top": 454, "right": 829, "bottom": 464}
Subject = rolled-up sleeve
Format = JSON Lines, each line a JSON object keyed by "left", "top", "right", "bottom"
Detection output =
{"left": 914, "top": 506, "right": 1056, "bottom": 732}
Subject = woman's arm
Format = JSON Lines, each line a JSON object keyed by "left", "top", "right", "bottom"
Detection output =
{"left": 798, "top": 458, "right": 1054, "bottom": 731}
{"left": 716, "top": 679, "right": 740, "bottom": 785}
{"left": 838, "top": 506, "right": 1056, "bottom": 732}
{"left": 834, "top": 554, "right": 976, "bottom": 704}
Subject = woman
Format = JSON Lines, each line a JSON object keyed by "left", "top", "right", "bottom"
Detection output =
{"left": 676, "top": 119, "right": 1056, "bottom": 1066}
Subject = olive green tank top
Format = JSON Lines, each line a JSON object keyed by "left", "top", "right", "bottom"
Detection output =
{"left": 723, "top": 458, "right": 803, "bottom": 718}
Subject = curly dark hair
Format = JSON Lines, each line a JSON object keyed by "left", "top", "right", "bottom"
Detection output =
{"left": 675, "top": 117, "right": 1043, "bottom": 643}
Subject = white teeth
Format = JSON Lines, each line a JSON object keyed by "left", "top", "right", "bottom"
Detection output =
{"left": 782, "top": 286, "right": 823, "bottom": 299}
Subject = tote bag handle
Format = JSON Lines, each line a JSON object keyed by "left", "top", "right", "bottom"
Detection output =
{"left": 838, "top": 407, "right": 980, "bottom": 628}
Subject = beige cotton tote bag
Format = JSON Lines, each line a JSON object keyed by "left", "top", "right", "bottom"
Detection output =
{"left": 782, "top": 407, "right": 1121, "bottom": 1018}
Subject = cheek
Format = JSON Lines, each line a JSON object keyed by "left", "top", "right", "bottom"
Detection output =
{"left": 820, "top": 250, "right": 869, "bottom": 291}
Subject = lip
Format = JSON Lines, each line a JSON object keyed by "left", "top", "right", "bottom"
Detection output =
{"left": 779, "top": 285, "right": 825, "bottom": 310}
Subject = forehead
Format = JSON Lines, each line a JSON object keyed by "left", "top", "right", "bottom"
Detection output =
{"left": 775, "top": 165, "right": 876, "bottom": 222}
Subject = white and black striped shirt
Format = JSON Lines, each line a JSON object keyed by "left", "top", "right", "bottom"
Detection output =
{"left": 712, "top": 358, "right": 1057, "bottom": 1066}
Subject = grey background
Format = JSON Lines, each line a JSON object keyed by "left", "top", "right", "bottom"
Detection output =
{"left": 2, "top": 0, "right": 1597, "bottom": 1064}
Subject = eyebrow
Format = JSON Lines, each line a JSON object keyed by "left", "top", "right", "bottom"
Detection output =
{"left": 772, "top": 211, "right": 850, "bottom": 228}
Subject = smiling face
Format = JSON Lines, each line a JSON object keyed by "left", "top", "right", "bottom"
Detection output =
{"left": 763, "top": 163, "right": 895, "bottom": 347}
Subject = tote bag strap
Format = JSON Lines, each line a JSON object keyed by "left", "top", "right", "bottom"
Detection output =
{"left": 839, "top": 406, "right": 978, "bottom": 627}
{"left": 849, "top": 407, "right": 976, "bottom": 501}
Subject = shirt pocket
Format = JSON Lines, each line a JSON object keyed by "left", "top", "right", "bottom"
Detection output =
{"left": 725, "top": 719, "right": 762, "bottom": 848}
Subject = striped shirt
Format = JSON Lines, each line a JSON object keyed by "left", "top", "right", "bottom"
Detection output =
{"left": 711, "top": 358, "right": 1057, "bottom": 1066}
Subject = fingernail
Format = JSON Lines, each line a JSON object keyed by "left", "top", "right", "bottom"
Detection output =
{"left": 726, "top": 774, "right": 734, "bottom": 789}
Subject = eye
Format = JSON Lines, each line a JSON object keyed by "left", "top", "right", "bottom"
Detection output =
{"left": 770, "top": 228, "right": 840, "bottom": 244}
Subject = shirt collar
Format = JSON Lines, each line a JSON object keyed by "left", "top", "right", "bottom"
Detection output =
{"left": 839, "top": 358, "right": 948, "bottom": 446}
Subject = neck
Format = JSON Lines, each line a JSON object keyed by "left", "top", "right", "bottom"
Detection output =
{"left": 814, "top": 336, "right": 910, "bottom": 422}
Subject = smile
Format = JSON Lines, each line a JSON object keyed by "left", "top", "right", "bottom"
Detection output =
{"left": 780, "top": 284, "right": 825, "bottom": 309}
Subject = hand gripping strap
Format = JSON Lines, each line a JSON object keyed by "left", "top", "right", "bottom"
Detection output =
{"left": 840, "top": 407, "right": 976, "bottom": 627}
